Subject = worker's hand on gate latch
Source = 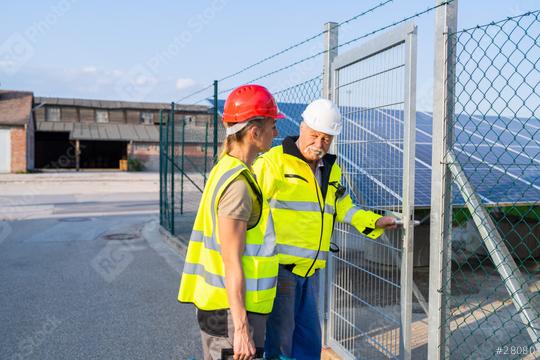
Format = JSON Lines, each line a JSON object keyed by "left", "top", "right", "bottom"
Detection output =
{"left": 375, "top": 216, "right": 399, "bottom": 230}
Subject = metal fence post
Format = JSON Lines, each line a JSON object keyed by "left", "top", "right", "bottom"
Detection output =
{"left": 171, "top": 102, "right": 176, "bottom": 235}
{"left": 180, "top": 117, "right": 186, "bottom": 215}
{"left": 159, "top": 109, "right": 163, "bottom": 226}
{"left": 321, "top": 21, "right": 338, "bottom": 348}
{"left": 323, "top": 22, "right": 338, "bottom": 100}
{"left": 204, "top": 121, "right": 209, "bottom": 186}
{"left": 164, "top": 111, "right": 170, "bottom": 231}
{"left": 428, "top": 1, "right": 458, "bottom": 359}
{"left": 213, "top": 80, "right": 219, "bottom": 163}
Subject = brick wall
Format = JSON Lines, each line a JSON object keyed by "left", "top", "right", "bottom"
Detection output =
{"left": 178, "top": 144, "right": 212, "bottom": 173}
{"left": 130, "top": 142, "right": 209, "bottom": 173}
{"left": 10, "top": 127, "right": 27, "bottom": 172}
{"left": 131, "top": 142, "right": 159, "bottom": 171}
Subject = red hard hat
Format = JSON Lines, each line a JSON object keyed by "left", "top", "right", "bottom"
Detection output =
{"left": 222, "top": 84, "right": 285, "bottom": 123}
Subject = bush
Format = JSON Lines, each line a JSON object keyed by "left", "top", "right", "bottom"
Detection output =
{"left": 128, "top": 157, "right": 145, "bottom": 171}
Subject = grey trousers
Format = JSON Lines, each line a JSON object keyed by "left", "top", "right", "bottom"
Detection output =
{"left": 199, "top": 310, "right": 267, "bottom": 360}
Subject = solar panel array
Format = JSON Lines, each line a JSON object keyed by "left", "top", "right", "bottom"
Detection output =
{"left": 212, "top": 100, "right": 540, "bottom": 208}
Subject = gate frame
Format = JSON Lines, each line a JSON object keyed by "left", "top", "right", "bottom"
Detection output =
{"left": 326, "top": 21, "right": 417, "bottom": 360}
{"left": 428, "top": 2, "right": 458, "bottom": 358}
{"left": 321, "top": 21, "right": 339, "bottom": 349}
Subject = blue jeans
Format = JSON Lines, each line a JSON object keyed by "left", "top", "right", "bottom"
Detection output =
{"left": 264, "top": 265, "right": 321, "bottom": 360}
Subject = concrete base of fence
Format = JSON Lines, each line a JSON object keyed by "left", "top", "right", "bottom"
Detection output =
{"left": 159, "top": 224, "right": 188, "bottom": 258}
{"left": 161, "top": 211, "right": 197, "bottom": 258}
{"left": 322, "top": 347, "right": 342, "bottom": 360}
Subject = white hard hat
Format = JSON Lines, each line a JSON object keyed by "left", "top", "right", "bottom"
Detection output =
{"left": 301, "top": 99, "right": 342, "bottom": 136}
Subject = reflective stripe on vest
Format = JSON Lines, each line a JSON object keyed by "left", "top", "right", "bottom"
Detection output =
{"left": 182, "top": 262, "right": 277, "bottom": 291}
{"left": 344, "top": 207, "right": 360, "bottom": 224}
{"left": 269, "top": 199, "right": 335, "bottom": 215}
{"left": 189, "top": 213, "right": 276, "bottom": 257}
{"left": 276, "top": 243, "right": 329, "bottom": 261}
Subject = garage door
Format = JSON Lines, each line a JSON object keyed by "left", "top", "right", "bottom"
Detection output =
{"left": 0, "top": 129, "right": 11, "bottom": 172}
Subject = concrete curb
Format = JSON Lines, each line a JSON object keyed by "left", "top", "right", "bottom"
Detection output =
{"left": 139, "top": 214, "right": 196, "bottom": 260}
{"left": 159, "top": 224, "right": 188, "bottom": 258}
{"left": 157, "top": 212, "right": 197, "bottom": 258}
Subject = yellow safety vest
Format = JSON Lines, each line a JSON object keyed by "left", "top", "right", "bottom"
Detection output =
{"left": 253, "top": 141, "right": 383, "bottom": 277}
{"left": 178, "top": 154, "right": 278, "bottom": 314}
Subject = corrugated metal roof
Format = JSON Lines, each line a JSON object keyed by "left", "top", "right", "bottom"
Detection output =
{"left": 69, "top": 123, "right": 160, "bottom": 142}
{"left": 36, "top": 121, "right": 221, "bottom": 143}
{"left": 36, "top": 121, "right": 74, "bottom": 132}
{"left": 35, "top": 96, "right": 209, "bottom": 113}
{"left": 179, "top": 124, "right": 226, "bottom": 143}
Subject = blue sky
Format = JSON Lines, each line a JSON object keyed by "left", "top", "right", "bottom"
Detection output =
{"left": 0, "top": 0, "right": 537, "bottom": 108}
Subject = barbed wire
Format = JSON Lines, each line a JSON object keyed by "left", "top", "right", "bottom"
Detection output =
{"left": 175, "top": 0, "right": 395, "bottom": 103}
{"left": 175, "top": 83, "right": 214, "bottom": 103}
{"left": 218, "top": 1, "right": 452, "bottom": 96}
{"left": 338, "top": 1, "right": 452, "bottom": 49}
{"left": 338, "top": 0, "right": 394, "bottom": 27}
{"left": 451, "top": 9, "right": 539, "bottom": 34}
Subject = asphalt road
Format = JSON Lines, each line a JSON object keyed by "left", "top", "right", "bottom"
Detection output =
{"left": 0, "top": 173, "right": 201, "bottom": 360}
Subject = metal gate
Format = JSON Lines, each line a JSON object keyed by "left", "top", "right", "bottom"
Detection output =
{"left": 325, "top": 22, "right": 417, "bottom": 359}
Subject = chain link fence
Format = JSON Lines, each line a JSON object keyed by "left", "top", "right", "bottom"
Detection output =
{"left": 272, "top": 75, "right": 323, "bottom": 144}
{"left": 159, "top": 106, "right": 224, "bottom": 236}
{"left": 441, "top": 11, "right": 540, "bottom": 359}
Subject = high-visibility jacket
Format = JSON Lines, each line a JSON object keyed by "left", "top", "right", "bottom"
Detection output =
{"left": 252, "top": 136, "right": 383, "bottom": 277}
{"left": 178, "top": 154, "right": 278, "bottom": 314}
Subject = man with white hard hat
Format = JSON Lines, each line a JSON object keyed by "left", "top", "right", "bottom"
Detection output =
{"left": 252, "top": 98, "right": 396, "bottom": 359}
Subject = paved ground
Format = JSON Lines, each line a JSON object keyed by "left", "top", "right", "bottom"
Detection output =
{"left": 4, "top": 172, "right": 535, "bottom": 359}
{"left": 0, "top": 172, "right": 201, "bottom": 360}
